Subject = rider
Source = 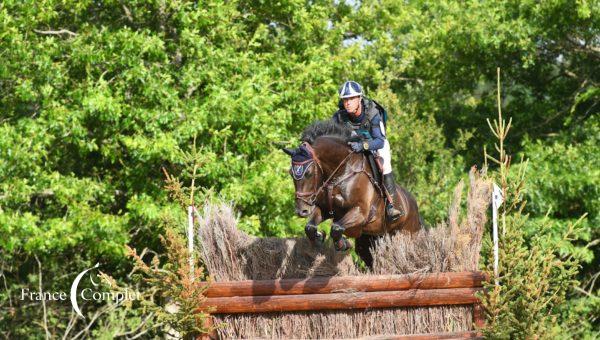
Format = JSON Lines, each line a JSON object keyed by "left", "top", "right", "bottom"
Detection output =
{"left": 332, "top": 80, "right": 404, "bottom": 219}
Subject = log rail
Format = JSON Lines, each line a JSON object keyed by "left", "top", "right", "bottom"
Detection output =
{"left": 198, "top": 271, "right": 487, "bottom": 339}
{"left": 204, "top": 271, "right": 487, "bottom": 298}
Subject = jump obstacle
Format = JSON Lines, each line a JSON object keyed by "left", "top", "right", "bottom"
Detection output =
{"left": 198, "top": 271, "right": 486, "bottom": 339}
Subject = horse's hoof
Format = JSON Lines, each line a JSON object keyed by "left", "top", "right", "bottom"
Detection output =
{"left": 316, "top": 231, "right": 326, "bottom": 244}
{"left": 310, "top": 231, "right": 326, "bottom": 247}
{"left": 334, "top": 238, "right": 352, "bottom": 252}
{"left": 305, "top": 224, "right": 320, "bottom": 241}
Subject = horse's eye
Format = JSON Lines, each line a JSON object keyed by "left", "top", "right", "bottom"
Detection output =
{"left": 305, "top": 171, "right": 313, "bottom": 178}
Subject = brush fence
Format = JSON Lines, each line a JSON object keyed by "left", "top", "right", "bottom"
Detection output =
{"left": 199, "top": 271, "right": 486, "bottom": 338}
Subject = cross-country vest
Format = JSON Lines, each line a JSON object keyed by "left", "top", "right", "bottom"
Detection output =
{"left": 334, "top": 98, "right": 388, "bottom": 140}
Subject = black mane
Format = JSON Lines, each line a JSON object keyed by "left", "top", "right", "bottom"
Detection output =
{"left": 300, "top": 120, "right": 354, "bottom": 144}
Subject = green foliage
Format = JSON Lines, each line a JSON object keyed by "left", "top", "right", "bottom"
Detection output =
{"left": 0, "top": 0, "right": 597, "bottom": 337}
{"left": 481, "top": 215, "right": 583, "bottom": 338}
{"left": 479, "top": 74, "right": 595, "bottom": 338}
{"left": 518, "top": 116, "right": 600, "bottom": 336}
{"left": 119, "top": 227, "right": 211, "bottom": 338}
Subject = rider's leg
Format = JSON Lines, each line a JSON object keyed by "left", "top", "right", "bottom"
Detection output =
{"left": 377, "top": 140, "right": 404, "bottom": 219}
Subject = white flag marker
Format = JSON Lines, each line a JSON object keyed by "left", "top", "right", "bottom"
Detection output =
{"left": 492, "top": 183, "right": 504, "bottom": 285}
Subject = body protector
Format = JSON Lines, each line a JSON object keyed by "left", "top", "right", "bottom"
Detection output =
{"left": 333, "top": 98, "right": 393, "bottom": 174}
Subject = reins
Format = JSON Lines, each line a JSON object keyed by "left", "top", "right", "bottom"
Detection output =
{"left": 293, "top": 142, "right": 382, "bottom": 216}
{"left": 293, "top": 142, "right": 353, "bottom": 209}
{"left": 290, "top": 139, "right": 402, "bottom": 233}
{"left": 313, "top": 152, "right": 354, "bottom": 215}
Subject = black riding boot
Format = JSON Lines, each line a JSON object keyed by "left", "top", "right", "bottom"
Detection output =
{"left": 383, "top": 173, "right": 405, "bottom": 220}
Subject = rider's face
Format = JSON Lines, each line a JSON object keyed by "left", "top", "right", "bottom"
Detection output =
{"left": 343, "top": 96, "right": 361, "bottom": 116}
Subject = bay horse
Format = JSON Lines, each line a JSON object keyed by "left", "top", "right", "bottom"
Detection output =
{"left": 282, "top": 121, "right": 422, "bottom": 267}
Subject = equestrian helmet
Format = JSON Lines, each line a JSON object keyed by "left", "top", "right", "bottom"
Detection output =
{"left": 338, "top": 80, "right": 363, "bottom": 98}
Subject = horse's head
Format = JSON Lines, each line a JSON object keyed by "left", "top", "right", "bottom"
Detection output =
{"left": 282, "top": 142, "right": 323, "bottom": 217}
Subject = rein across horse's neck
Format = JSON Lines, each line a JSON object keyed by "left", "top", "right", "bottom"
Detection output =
{"left": 301, "top": 141, "right": 357, "bottom": 213}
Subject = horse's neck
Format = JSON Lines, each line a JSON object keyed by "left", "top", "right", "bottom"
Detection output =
{"left": 313, "top": 138, "right": 355, "bottom": 176}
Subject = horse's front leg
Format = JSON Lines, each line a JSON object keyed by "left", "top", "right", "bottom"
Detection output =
{"left": 331, "top": 206, "right": 367, "bottom": 251}
{"left": 305, "top": 206, "right": 326, "bottom": 244}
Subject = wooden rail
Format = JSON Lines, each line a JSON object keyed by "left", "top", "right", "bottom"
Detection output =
{"left": 200, "top": 272, "right": 486, "bottom": 314}
{"left": 373, "top": 330, "right": 483, "bottom": 339}
{"left": 204, "top": 271, "right": 487, "bottom": 298}
{"left": 204, "top": 287, "right": 481, "bottom": 314}
{"left": 198, "top": 271, "right": 487, "bottom": 339}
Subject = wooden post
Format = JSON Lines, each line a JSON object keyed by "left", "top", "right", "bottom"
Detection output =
{"left": 197, "top": 315, "right": 217, "bottom": 340}
{"left": 473, "top": 303, "right": 485, "bottom": 329}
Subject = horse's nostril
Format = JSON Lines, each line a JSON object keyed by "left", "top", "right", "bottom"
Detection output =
{"left": 302, "top": 210, "right": 309, "bottom": 215}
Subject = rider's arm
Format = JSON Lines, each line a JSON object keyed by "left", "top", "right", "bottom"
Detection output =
{"left": 367, "top": 115, "right": 385, "bottom": 150}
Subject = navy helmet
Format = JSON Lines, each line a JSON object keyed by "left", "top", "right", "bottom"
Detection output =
{"left": 338, "top": 80, "right": 363, "bottom": 99}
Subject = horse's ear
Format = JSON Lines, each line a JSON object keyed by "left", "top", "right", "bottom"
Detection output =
{"left": 282, "top": 147, "right": 296, "bottom": 156}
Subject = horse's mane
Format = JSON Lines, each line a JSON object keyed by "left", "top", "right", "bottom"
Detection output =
{"left": 300, "top": 120, "right": 354, "bottom": 144}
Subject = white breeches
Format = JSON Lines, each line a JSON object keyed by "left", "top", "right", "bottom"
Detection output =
{"left": 376, "top": 139, "right": 392, "bottom": 174}
{"left": 376, "top": 121, "right": 392, "bottom": 175}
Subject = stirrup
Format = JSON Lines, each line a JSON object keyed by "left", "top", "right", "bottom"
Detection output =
{"left": 386, "top": 204, "right": 404, "bottom": 220}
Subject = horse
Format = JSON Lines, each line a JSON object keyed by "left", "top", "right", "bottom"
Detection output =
{"left": 282, "top": 120, "right": 422, "bottom": 267}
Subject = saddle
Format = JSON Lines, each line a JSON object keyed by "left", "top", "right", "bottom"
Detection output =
{"left": 365, "top": 152, "right": 384, "bottom": 194}
{"left": 363, "top": 151, "right": 388, "bottom": 224}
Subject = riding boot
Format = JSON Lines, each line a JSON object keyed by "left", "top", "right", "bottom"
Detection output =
{"left": 383, "top": 172, "right": 405, "bottom": 220}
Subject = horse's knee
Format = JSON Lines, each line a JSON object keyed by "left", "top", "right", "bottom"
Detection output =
{"left": 330, "top": 224, "right": 345, "bottom": 240}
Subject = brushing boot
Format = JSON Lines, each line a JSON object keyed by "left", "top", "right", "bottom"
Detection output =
{"left": 383, "top": 173, "right": 405, "bottom": 220}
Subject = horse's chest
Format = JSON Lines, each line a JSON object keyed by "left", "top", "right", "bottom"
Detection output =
{"left": 331, "top": 179, "right": 367, "bottom": 208}
{"left": 330, "top": 184, "right": 353, "bottom": 207}
{"left": 333, "top": 192, "right": 345, "bottom": 205}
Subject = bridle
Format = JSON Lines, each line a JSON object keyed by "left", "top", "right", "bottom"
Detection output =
{"left": 290, "top": 142, "right": 323, "bottom": 206}
{"left": 290, "top": 142, "right": 354, "bottom": 214}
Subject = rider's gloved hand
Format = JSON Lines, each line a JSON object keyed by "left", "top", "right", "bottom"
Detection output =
{"left": 348, "top": 141, "right": 364, "bottom": 153}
